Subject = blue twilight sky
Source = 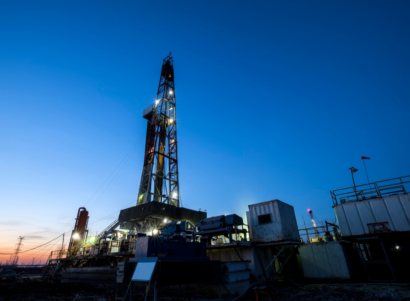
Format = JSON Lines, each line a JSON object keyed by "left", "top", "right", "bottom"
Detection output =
{"left": 1, "top": 1, "right": 409, "bottom": 262}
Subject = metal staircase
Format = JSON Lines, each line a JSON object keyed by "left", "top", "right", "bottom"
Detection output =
{"left": 96, "top": 218, "right": 120, "bottom": 240}
{"left": 41, "top": 252, "right": 60, "bottom": 280}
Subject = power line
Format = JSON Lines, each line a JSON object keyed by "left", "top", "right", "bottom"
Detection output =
{"left": 29, "top": 230, "right": 71, "bottom": 261}
{"left": 1, "top": 139, "right": 144, "bottom": 260}
{"left": 88, "top": 199, "right": 136, "bottom": 227}
{"left": 84, "top": 138, "right": 141, "bottom": 206}
{"left": 31, "top": 139, "right": 144, "bottom": 254}
{"left": 88, "top": 142, "right": 141, "bottom": 210}
{"left": 33, "top": 236, "right": 63, "bottom": 263}
{"left": 0, "top": 140, "right": 141, "bottom": 259}
{"left": 85, "top": 138, "right": 142, "bottom": 209}
{"left": 0, "top": 234, "right": 63, "bottom": 255}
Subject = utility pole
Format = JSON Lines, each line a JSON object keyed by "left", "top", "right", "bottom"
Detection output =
{"left": 349, "top": 167, "right": 358, "bottom": 200}
{"left": 60, "top": 233, "right": 65, "bottom": 258}
{"left": 138, "top": 53, "right": 180, "bottom": 207}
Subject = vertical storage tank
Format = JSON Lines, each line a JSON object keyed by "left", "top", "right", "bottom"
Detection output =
{"left": 247, "top": 200, "right": 300, "bottom": 243}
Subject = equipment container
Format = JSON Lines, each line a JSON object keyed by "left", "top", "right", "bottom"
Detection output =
{"left": 225, "top": 214, "right": 243, "bottom": 225}
{"left": 334, "top": 193, "right": 410, "bottom": 237}
{"left": 135, "top": 236, "right": 208, "bottom": 260}
{"left": 247, "top": 200, "right": 299, "bottom": 243}
{"left": 198, "top": 215, "right": 225, "bottom": 231}
{"left": 298, "top": 241, "right": 361, "bottom": 279}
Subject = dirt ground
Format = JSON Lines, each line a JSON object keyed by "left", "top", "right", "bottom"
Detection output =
{"left": 0, "top": 279, "right": 116, "bottom": 301}
{"left": 1, "top": 279, "right": 410, "bottom": 301}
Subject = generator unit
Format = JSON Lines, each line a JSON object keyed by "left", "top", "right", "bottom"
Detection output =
{"left": 160, "top": 220, "right": 195, "bottom": 241}
{"left": 198, "top": 214, "right": 243, "bottom": 231}
{"left": 198, "top": 215, "right": 225, "bottom": 231}
{"left": 135, "top": 236, "right": 208, "bottom": 261}
{"left": 197, "top": 214, "right": 247, "bottom": 245}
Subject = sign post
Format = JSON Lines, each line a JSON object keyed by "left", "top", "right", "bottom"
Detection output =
{"left": 123, "top": 257, "right": 158, "bottom": 301}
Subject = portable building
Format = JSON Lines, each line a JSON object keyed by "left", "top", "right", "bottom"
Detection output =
{"left": 247, "top": 200, "right": 300, "bottom": 243}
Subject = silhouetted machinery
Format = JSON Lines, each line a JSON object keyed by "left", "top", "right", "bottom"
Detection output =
{"left": 160, "top": 220, "right": 195, "bottom": 241}
{"left": 196, "top": 214, "right": 248, "bottom": 245}
{"left": 89, "top": 230, "right": 146, "bottom": 257}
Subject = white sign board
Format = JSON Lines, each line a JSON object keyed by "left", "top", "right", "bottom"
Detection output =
{"left": 131, "top": 257, "right": 158, "bottom": 282}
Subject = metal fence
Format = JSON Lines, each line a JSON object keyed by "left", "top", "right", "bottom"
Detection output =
{"left": 298, "top": 226, "right": 328, "bottom": 242}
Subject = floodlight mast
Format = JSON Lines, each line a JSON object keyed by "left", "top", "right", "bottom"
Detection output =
{"left": 138, "top": 54, "right": 179, "bottom": 207}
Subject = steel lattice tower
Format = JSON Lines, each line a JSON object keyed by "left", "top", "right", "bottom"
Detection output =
{"left": 138, "top": 54, "right": 179, "bottom": 207}
{"left": 9, "top": 236, "right": 24, "bottom": 266}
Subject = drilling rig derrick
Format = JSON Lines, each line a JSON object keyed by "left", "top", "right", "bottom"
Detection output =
{"left": 138, "top": 54, "right": 179, "bottom": 207}
{"left": 117, "top": 54, "right": 206, "bottom": 233}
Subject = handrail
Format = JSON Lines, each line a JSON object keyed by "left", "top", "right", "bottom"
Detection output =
{"left": 96, "top": 218, "right": 120, "bottom": 239}
{"left": 331, "top": 175, "right": 410, "bottom": 205}
{"left": 45, "top": 239, "right": 135, "bottom": 259}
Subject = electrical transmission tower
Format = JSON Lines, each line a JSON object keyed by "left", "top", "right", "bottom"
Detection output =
{"left": 9, "top": 236, "right": 25, "bottom": 266}
{"left": 138, "top": 53, "right": 179, "bottom": 207}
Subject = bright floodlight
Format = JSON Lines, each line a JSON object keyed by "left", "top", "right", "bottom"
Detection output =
{"left": 169, "top": 90, "right": 173, "bottom": 95}
{"left": 153, "top": 229, "right": 158, "bottom": 235}
{"left": 164, "top": 218, "right": 168, "bottom": 223}
{"left": 155, "top": 99, "right": 160, "bottom": 105}
{"left": 169, "top": 118, "right": 173, "bottom": 124}
{"left": 73, "top": 233, "right": 80, "bottom": 239}
{"left": 173, "top": 192, "right": 178, "bottom": 198}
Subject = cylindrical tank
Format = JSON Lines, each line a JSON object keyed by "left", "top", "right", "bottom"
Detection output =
{"left": 68, "top": 207, "right": 89, "bottom": 251}
{"left": 77, "top": 208, "right": 89, "bottom": 237}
